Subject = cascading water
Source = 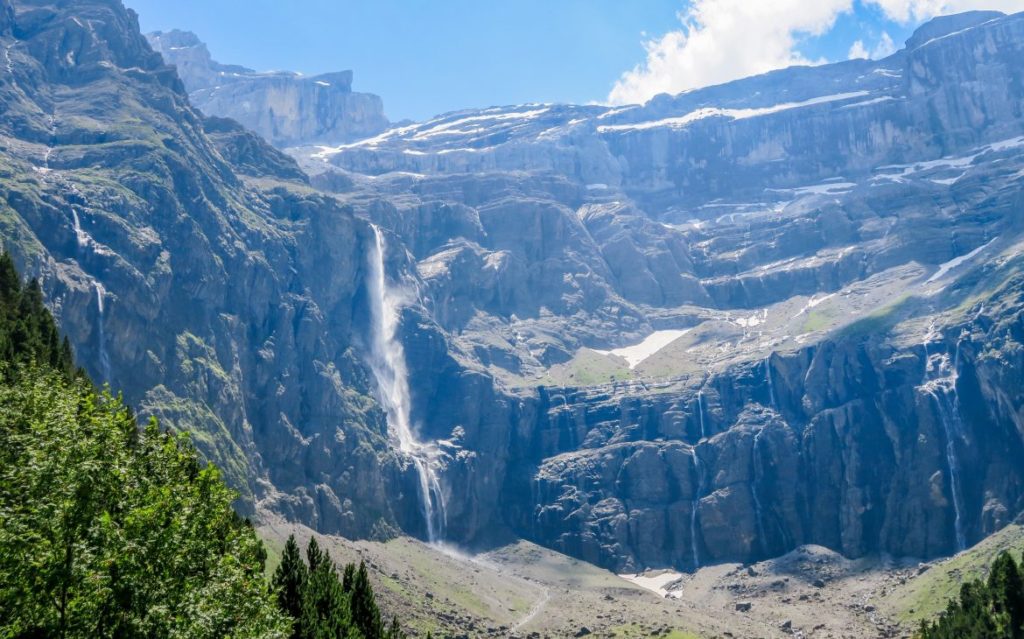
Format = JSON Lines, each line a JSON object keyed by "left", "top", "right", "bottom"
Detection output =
{"left": 764, "top": 355, "right": 777, "bottom": 410}
{"left": 750, "top": 426, "right": 769, "bottom": 555}
{"left": 696, "top": 390, "right": 707, "bottom": 441}
{"left": 921, "top": 332, "right": 968, "bottom": 551}
{"left": 365, "top": 223, "right": 447, "bottom": 543}
{"left": 94, "top": 281, "right": 111, "bottom": 383}
{"left": 690, "top": 449, "right": 706, "bottom": 569}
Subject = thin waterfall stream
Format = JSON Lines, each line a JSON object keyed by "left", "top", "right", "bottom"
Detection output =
{"left": 751, "top": 425, "right": 769, "bottom": 556}
{"left": 365, "top": 224, "right": 447, "bottom": 543}
{"left": 94, "top": 281, "right": 111, "bottom": 383}
{"left": 690, "top": 449, "right": 706, "bottom": 569}
{"left": 921, "top": 330, "right": 968, "bottom": 552}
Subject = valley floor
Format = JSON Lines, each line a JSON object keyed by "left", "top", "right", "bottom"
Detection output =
{"left": 259, "top": 518, "right": 1024, "bottom": 638}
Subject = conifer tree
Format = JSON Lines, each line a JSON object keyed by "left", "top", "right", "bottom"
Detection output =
{"left": 273, "top": 535, "right": 308, "bottom": 637}
{"left": 342, "top": 562, "right": 356, "bottom": 594}
{"left": 300, "top": 541, "right": 352, "bottom": 639}
{"left": 385, "top": 616, "right": 405, "bottom": 639}
{"left": 350, "top": 561, "right": 383, "bottom": 639}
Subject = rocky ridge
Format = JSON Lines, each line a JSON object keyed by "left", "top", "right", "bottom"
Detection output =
{"left": 147, "top": 29, "right": 388, "bottom": 147}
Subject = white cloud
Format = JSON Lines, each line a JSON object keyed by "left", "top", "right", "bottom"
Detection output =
{"left": 848, "top": 39, "right": 870, "bottom": 59}
{"left": 873, "top": 31, "right": 898, "bottom": 57}
{"left": 850, "top": 31, "right": 898, "bottom": 59}
{"left": 608, "top": 0, "right": 1024, "bottom": 106}
{"left": 608, "top": 0, "right": 851, "bottom": 106}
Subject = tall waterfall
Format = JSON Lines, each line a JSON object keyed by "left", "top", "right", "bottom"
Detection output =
{"left": 921, "top": 333, "right": 968, "bottom": 552}
{"left": 696, "top": 390, "right": 707, "bottom": 441}
{"left": 94, "top": 281, "right": 111, "bottom": 383}
{"left": 751, "top": 426, "right": 769, "bottom": 555}
{"left": 365, "top": 224, "right": 447, "bottom": 543}
{"left": 690, "top": 449, "right": 706, "bottom": 569}
{"left": 764, "top": 355, "right": 777, "bottom": 410}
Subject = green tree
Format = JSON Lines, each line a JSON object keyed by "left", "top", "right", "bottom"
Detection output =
{"left": 0, "top": 255, "right": 289, "bottom": 638}
{"left": 385, "top": 616, "right": 405, "bottom": 639}
{"left": 989, "top": 551, "right": 1024, "bottom": 638}
{"left": 299, "top": 542, "right": 354, "bottom": 639}
{"left": 917, "top": 551, "right": 1024, "bottom": 638}
{"left": 274, "top": 534, "right": 309, "bottom": 637}
{"left": 350, "top": 561, "right": 383, "bottom": 639}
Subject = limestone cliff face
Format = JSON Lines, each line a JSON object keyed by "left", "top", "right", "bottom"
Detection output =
{"left": 147, "top": 29, "right": 388, "bottom": 147}
{"left": 5, "top": 0, "right": 1024, "bottom": 575}
{"left": 298, "top": 10, "right": 1024, "bottom": 570}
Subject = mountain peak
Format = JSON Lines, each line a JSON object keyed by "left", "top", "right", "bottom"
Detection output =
{"left": 146, "top": 29, "right": 387, "bottom": 147}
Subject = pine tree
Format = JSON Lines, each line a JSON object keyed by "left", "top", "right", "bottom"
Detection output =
{"left": 273, "top": 535, "right": 308, "bottom": 638}
{"left": 385, "top": 616, "right": 405, "bottom": 639}
{"left": 342, "top": 562, "right": 356, "bottom": 594}
{"left": 300, "top": 540, "right": 352, "bottom": 639}
{"left": 350, "top": 561, "right": 383, "bottom": 639}
{"left": 307, "top": 537, "right": 326, "bottom": 575}
{"left": 989, "top": 552, "right": 1024, "bottom": 638}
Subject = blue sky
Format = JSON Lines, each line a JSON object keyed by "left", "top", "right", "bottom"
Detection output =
{"left": 124, "top": 1, "right": 1013, "bottom": 121}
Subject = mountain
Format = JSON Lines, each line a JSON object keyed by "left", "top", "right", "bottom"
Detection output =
{"left": 291, "top": 9, "right": 1024, "bottom": 570}
{"left": 4, "top": 0, "right": 1024, "bottom": 599}
{"left": 0, "top": 0, "right": 420, "bottom": 539}
{"left": 147, "top": 29, "right": 388, "bottom": 147}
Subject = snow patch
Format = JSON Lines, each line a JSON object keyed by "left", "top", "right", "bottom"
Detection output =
{"left": 594, "top": 329, "right": 691, "bottom": 369}
{"left": 926, "top": 238, "right": 997, "bottom": 283}
{"left": 795, "top": 293, "right": 836, "bottom": 317}
{"left": 619, "top": 571, "right": 685, "bottom": 599}
{"left": 597, "top": 92, "right": 870, "bottom": 133}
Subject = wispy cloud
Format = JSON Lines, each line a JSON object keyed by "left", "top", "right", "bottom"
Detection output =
{"left": 609, "top": 0, "right": 1024, "bottom": 105}
{"left": 848, "top": 31, "right": 896, "bottom": 59}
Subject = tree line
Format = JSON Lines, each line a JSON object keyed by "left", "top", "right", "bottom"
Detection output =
{"left": 916, "top": 550, "right": 1024, "bottom": 638}
{"left": 0, "top": 251, "right": 407, "bottom": 638}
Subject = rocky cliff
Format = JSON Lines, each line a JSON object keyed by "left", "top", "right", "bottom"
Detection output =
{"left": 3, "top": 0, "right": 1024, "bottom": 576}
{"left": 147, "top": 29, "right": 388, "bottom": 147}
{"left": 293, "top": 9, "right": 1024, "bottom": 570}
{"left": 0, "top": 0, "right": 428, "bottom": 539}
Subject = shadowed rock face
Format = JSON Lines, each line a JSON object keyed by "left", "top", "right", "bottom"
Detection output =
{"left": 4, "top": 0, "right": 1024, "bottom": 574}
{"left": 147, "top": 29, "right": 388, "bottom": 147}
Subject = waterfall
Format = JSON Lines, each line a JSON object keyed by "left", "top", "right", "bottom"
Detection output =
{"left": 94, "top": 281, "right": 111, "bottom": 383}
{"left": 921, "top": 332, "right": 968, "bottom": 552}
{"left": 696, "top": 390, "right": 707, "bottom": 440}
{"left": 764, "top": 355, "right": 777, "bottom": 410}
{"left": 365, "top": 224, "right": 447, "bottom": 543}
{"left": 750, "top": 425, "right": 769, "bottom": 555}
{"left": 72, "top": 210, "right": 89, "bottom": 249}
{"left": 690, "top": 448, "right": 706, "bottom": 570}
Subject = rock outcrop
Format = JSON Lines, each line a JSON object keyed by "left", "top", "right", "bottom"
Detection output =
{"left": 147, "top": 29, "right": 388, "bottom": 147}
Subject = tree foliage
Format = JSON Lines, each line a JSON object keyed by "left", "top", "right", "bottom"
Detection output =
{"left": 0, "top": 252, "right": 76, "bottom": 380}
{"left": 0, "top": 253, "right": 290, "bottom": 637}
{"left": 0, "top": 256, "right": 406, "bottom": 638}
{"left": 917, "top": 550, "right": 1024, "bottom": 639}
{"left": 271, "top": 535, "right": 403, "bottom": 639}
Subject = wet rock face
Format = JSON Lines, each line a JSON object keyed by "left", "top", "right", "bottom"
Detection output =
{"left": 505, "top": 322, "right": 1024, "bottom": 572}
{"left": 147, "top": 29, "right": 388, "bottom": 147}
